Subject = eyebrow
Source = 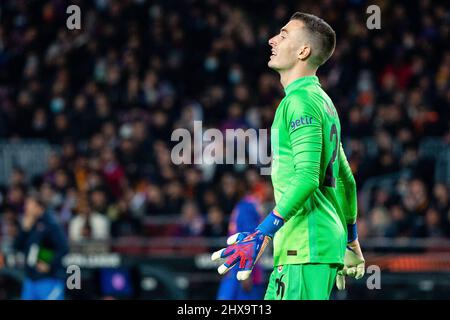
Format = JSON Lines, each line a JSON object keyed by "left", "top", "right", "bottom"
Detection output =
{"left": 280, "top": 28, "right": 288, "bottom": 34}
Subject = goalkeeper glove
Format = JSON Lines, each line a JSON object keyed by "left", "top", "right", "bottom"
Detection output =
{"left": 211, "top": 211, "right": 284, "bottom": 281}
{"left": 336, "top": 223, "right": 365, "bottom": 290}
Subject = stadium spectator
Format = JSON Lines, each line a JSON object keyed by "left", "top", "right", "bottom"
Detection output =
{"left": 203, "top": 205, "right": 227, "bottom": 238}
{"left": 68, "top": 196, "right": 110, "bottom": 241}
{"left": 13, "top": 195, "right": 69, "bottom": 300}
{"left": 110, "top": 198, "right": 141, "bottom": 238}
{"left": 179, "top": 201, "right": 205, "bottom": 237}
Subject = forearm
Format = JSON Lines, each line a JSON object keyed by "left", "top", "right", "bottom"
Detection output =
{"left": 336, "top": 177, "right": 357, "bottom": 224}
{"left": 263, "top": 96, "right": 322, "bottom": 231}
{"left": 274, "top": 127, "right": 322, "bottom": 221}
{"left": 338, "top": 145, "right": 357, "bottom": 224}
{"left": 256, "top": 167, "right": 319, "bottom": 240}
{"left": 337, "top": 145, "right": 359, "bottom": 242}
{"left": 274, "top": 170, "right": 319, "bottom": 221}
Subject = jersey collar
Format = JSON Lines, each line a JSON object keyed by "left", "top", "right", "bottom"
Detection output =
{"left": 284, "top": 75, "right": 320, "bottom": 95}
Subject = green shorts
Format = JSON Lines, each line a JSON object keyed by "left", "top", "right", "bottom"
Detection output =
{"left": 264, "top": 263, "right": 338, "bottom": 300}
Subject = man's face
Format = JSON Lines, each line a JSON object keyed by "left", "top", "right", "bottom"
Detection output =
{"left": 25, "top": 198, "right": 43, "bottom": 218}
{"left": 268, "top": 19, "right": 307, "bottom": 71}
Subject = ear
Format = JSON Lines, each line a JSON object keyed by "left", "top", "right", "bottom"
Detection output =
{"left": 297, "top": 45, "right": 311, "bottom": 61}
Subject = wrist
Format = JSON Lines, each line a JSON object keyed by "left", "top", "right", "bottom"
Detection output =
{"left": 256, "top": 211, "right": 285, "bottom": 238}
{"left": 347, "top": 223, "right": 358, "bottom": 243}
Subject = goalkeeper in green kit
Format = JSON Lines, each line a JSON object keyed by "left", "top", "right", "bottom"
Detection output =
{"left": 212, "top": 12, "right": 365, "bottom": 300}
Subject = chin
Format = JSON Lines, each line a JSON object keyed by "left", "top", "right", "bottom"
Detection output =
{"left": 268, "top": 59, "right": 276, "bottom": 69}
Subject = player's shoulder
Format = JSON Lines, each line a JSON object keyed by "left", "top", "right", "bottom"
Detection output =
{"left": 283, "top": 86, "right": 310, "bottom": 101}
{"left": 281, "top": 89, "right": 323, "bottom": 117}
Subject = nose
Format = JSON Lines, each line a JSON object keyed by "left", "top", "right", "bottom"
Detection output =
{"left": 268, "top": 35, "right": 277, "bottom": 48}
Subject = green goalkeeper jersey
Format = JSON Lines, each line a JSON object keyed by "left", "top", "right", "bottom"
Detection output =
{"left": 270, "top": 75, "right": 357, "bottom": 267}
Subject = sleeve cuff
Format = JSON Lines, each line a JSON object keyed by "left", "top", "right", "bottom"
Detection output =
{"left": 347, "top": 223, "right": 358, "bottom": 243}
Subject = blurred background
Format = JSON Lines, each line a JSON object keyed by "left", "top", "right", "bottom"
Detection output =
{"left": 0, "top": 0, "right": 449, "bottom": 299}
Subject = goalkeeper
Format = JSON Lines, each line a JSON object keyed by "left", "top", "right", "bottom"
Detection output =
{"left": 212, "top": 12, "right": 365, "bottom": 300}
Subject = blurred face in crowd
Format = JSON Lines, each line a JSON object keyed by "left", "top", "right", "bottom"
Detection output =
{"left": 185, "top": 168, "right": 200, "bottom": 187}
{"left": 32, "top": 108, "right": 48, "bottom": 128}
{"left": 102, "top": 121, "right": 117, "bottom": 140}
{"left": 76, "top": 197, "right": 91, "bottom": 217}
{"left": 101, "top": 148, "right": 116, "bottom": 163}
{"left": 207, "top": 206, "right": 224, "bottom": 226}
{"left": 410, "top": 179, "right": 427, "bottom": 204}
{"left": 24, "top": 197, "right": 44, "bottom": 219}
{"left": 245, "top": 168, "right": 260, "bottom": 188}
{"left": 165, "top": 180, "right": 182, "bottom": 199}
{"left": 181, "top": 201, "right": 199, "bottom": 221}
{"left": 202, "top": 190, "right": 218, "bottom": 207}
{"left": 8, "top": 186, "right": 25, "bottom": 205}
{"left": 119, "top": 139, "right": 135, "bottom": 155}
{"left": 433, "top": 183, "right": 449, "bottom": 205}
{"left": 74, "top": 94, "right": 87, "bottom": 112}
{"left": 370, "top": 207, "right": 391, "bottom": 236}
{"left": 87, "top": 171, "right": 103, "bottom": 189}
{"left": 268, "top": 19, "right": 310, "bottom": 72}
{"left": 391, "top": 205, "right": 406, "bottom": 221}
{"left": 62, "top": 142, "right": 76, "bottom": 159}
{"left": 91, "top": 190, "right": 107, "bottom": 212}
{"left": 425, "top": 208, "right": 441, "bottom": 227}
{"left": 9, "top": 169, "right": 25, "bottom": 186}
{"left": 147, "top": 184, "right": 164, "bottom": 205}
{"left": 132, "top": 121, "right": 147, "bottom": 142}
{"left": 54, "top": 114, "right": 69, "bottom": 131}
{"left": 40, "top": 182, "right": 56, "bottom": 204}
{"left": 221, "top": 174, "right": 237, "bottom": 198}
{"left": 90, "top": 134, "right": 105, "bottom": 152}
{"left": 48, "top": 153, "right": 61, "bottom": 171}
{"left": 55, "top": 169, "right": 69, "bottom": 189}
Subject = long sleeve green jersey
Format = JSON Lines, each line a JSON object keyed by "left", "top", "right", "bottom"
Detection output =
{"left": 270, "top": 75, "right": 357, "bottom": 267}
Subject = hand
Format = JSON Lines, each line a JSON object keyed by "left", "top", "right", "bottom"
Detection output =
{"left": 22, "top": 214, "right": 36, "bottom": 231}
{"left": 211, "top": 211, "right": 284, "bottom": 281}
{"left": 336, "top": 239, "right": 365, "bottom": 290}
{"left": 36, "top": 261, "right": 50, "bottom": 273}
{"left": 211, "top": 230, "right": 270, "bottom": 281}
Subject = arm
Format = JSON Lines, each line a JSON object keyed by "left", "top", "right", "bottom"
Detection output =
{"left": 335, "top": 145, "right": 365, "bottom": 290}
{"left": 212, "top": 95, "right": 322, "bottom": 280}
{"left": 336, "top": 144, "right": 358, "bottom": 239}
{"left": 273, "top": 96, "right": 322, "bottom": 221}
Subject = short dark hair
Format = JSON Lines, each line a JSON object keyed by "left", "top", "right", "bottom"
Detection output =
{"left": 290, "top": 12, "right": 336, "bottom": 67}
{"left": 27, "top": 193, "right": 46, "bottom": 210}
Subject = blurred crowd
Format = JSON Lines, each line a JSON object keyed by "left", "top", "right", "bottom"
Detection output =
{"left": 0, "top": 0, "right": 449, "bottom": 250}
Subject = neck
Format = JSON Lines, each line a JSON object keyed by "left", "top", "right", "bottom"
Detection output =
{"left": 279, "top": 65, "right": 317, "bottom": 89}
